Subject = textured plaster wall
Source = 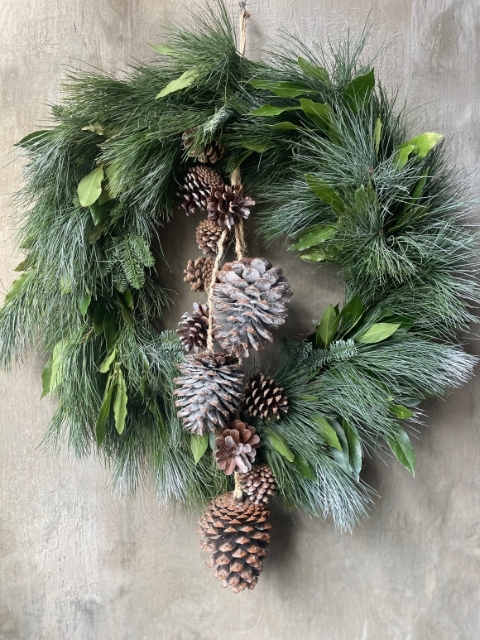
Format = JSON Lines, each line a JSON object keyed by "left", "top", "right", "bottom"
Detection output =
{"left": 1, "top": 1, "right": 480, "bottom": 639}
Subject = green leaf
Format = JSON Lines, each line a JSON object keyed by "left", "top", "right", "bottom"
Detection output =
{"left": 113, "top": 369, "right": 128, "bottom": 435}
{"left": 339, "top": 295, "right": 363, "bottom": 333}
{"left": 387, "top": 428, "right": 415, "bottom": 476}
{"left": 343, "top": 420, "right": 362, "bottom": 479}
{"left": 103, "top": 313, "right": 119, "bottom": 352}
{"left": 150, "top": 43, "right": 176, "bottom": 56}
{"left": 82, "top": 123, "right": 106, "bottom": 136}
{"left": 155, "top": 68, "right": 198, "bottom": 99}
{"left": 410, "top": 169, "right": 429, "bottom": 201}
{"left": 290, "top": 223, "right": 337, "bottom": 251}
{"left": 396, "top": 144, "right": 415, "bottom": 169}
{"left": 14, "top": 260, "right": 27, "bottom": 272}
{"left": 95, "top": 377, "right": 114, "bottom": 446}
{"left": 299, "top": 99, "right": 332, "bottom": 128}
{"left": 242, "top": 142, "right": 275, "bottom": 153}
{"left": 77, "top": 166, "right": 104, "bottom": 207}
{"left": 374, "top": 117, "right": 382, "bottom": 155}
{"left": 41, "top": 341, "right": 65, "bottom": 398}
{"left": 298, "top": 395, "right": 319, "bottom": 402}
{"left": 99, "top": 348, "right": 116, "bottom": 374}
{"left": 122, "top": 289, "right": 134, "bottom": 310}
{"left": 268, "top": 121, "right": 298, "bottom": 131}
{"left": 357, "top": 322, "right": 401, "bottom": 344}
{"left": 248, "top": 79, "right": 315, "bottom": 98}
{"left": 92, "top": 303, "right": 106, "bottom": 336}
{"left": 15, "top": 130, "right": 49, "bottom": 148}
{"left": 266, "top": 428, "right": 295, "bottom": 462}
{"left": 405, "top": 132, "right": 443, "bottom": 159}
{"left": 250, "top": 105, "right": 299, "bottom": 117}
{"left": 297, "top": 57, "right": 330, "bottom": 84}
{"left": 89, "top": 201, "right": 111, "bottom": 225}
{"left": 4, "top": 272, "right": 29, "bottom": 303}
{"left": 390, "top": 404, "right": 415, "bottom": 419}
{"left": 78, "top": 292, "right": 91, "bottom": 317}
{"left": 317, "top": 304, "right": 340, "bottom": 347}
{"left": 312, "top": 415, "right": 342, "bottom": 450}
{"left": 191, "top": 434, "right": 209, "bottom": 464}
{"left": 300, "top": 250, "right": 327, "bottom": 263}
{"left": 305, "top": 174, "right": 345, "bottom": 215}
{"left": 97, "top": 187, "right": 112, "bottom": 206}
{"left": 343, "top": 69, "right": 375, "bottom": 112}
{"left": 292, "top": 455, "right": 315, "bottom": 480}
{"left": 41, "top": 354, "right": 53, "bottom": 399}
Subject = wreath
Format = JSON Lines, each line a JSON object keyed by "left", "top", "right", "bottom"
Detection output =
{"left": 1, "top": 3, "right": 478, "bottom": 594}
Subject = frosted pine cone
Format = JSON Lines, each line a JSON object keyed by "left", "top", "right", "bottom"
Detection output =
{"left": 183, "top": 257, "right": 214, "bottom": 292}
{"left": 214, "top": 420, "right": 261, "bottom": 475}
{"left": 207, "top": 184, "right": 254, "bottom": 231}
{"left": 243, "top": 373, "right": 288, "bottom": 421}
{"left": 212, "top": 257, "right": 292, "bottom": 358}
{"left": 239, "top": 464, "right": 277, "bottom": 505}
{"left": 178, "top": 166, "right": 224, "bottom": 215}
{"left": 177, "top": 303, "right": 210, "bottom": 352}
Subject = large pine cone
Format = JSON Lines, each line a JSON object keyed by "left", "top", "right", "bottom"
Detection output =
{"left": 198, "top": 492, "right": 271, "bottom": 593}
{"left": 196, "top": 218, "right": 225, "bottom": 255}
{"left": 212, "top": 257, "right": 292, "bottom": 358}
{"left": 182, "top": 129, "right": 226, "bottom": 164}
{"left": 183, "top": 257, "right": 214, "bottom": 292}
{"left": 177, "top": 303, "right": 210, "bottom": 353}
{"left": 239, "top": 464, "right": 277, "bottom": 505}
{"left": 214, "top": 420, "right": 260, "bottom": 475}
{"left": 178, "top": 166, "right": 225, "bottom": 215}
{"left": 207, "top": 184, "right": 254, "bottom": 231}
{"left": 174, "top": 352, "right": 244, "bottom": 435}
{"left": 243, "top": 373, "right": 289, "bottom": 421}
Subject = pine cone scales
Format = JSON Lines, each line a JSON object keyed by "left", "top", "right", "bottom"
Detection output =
{"left": 177, "top": 303, "right": 210, "bottom": 352}
{"left": 212, "top": 257, "right": 292, "bottom": 358}
{"left": 174, "top": 352, "right": 244, "bottom": 435}
{"left": 184, "top": 257, "right": 214, "bottom": 292}
{"left": 198, "top": 492, "right": 271, "bottom": 593}
{"left": 178, "top": 166, "right": 224, "bottom": 215}
{"left": 214, "top": 420, "right": 260, "bottom": 475}
{"left": 182, "top": 130, "right": 225, "bottom": 163}
{"left": 196, "top": 218, "right": 225, "bottom": 255}
{"left": 239, "top": 464, "right": 277, "bottom": 505}
{"left": 243, "top": 373, "right": 288, "bottom": 421}
{"left": 207, "top": 185, "right": 255, "bottom": 231}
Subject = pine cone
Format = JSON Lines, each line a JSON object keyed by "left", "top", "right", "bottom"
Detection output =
{"left": 196, "top": 218, "right": 226, "bottom": 255}
{"left": 214, "top": 420, "right": 261, "bottom": 475}
{"left": 183, "top": 257, "right": 215, "bottom": 292}
{"left": 243, "top": 373, "right": 288, "bottom": 421}
{"left": 174, "top": 351, "right": 244, "bottom": 435}
{"left": 177, "top": 303, "right": 210, "bottom": 352}
{"left": 178, "top": 166, "right": 225, "bottom": 215}
{"left": 212, "top": 257, "right": 292, "bottom": 358}
{"left": 198, "top": 492, "right": 271, "bottom": 593}
{"left": 182, "top": 129, "right": 226, "bottom": 164}
{"left": 207, "top": 184, "right": 255, "bottom": 231}
{"left": 239, "top": 464, "right": 277, "bottom": 505}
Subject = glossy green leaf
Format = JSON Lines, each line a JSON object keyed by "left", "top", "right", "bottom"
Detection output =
{"left": 97, "top": 187, "right": 112, "bottom": 205}
{"left": 390, "top": 403, "right": 415, "bottom": 419}
{"left": 248, "top": 79, "right": 315, "bottom": 97}
{"left": 99, "top": 348, "right": 116, "bottom": 374}
{"left": 41, "top": 341, "right": 65, "bottom": 398}
{"left": 103, "top": 313, "right": 119, "bottom": 352}
{"left": 242, "top": 142, "right": 275, "bottom": 153}
{"left": 317, "top": 304, "right": 339, "bottom": 347}
{"left": 290, "top": 224, "right": 337, "bottom": 251}
{"left": 266, "top": 427, "right": 295, "bottom": 462}
{"left": 293, "top": 455, "right": 315, "bottom": 480}
{"left": 250, "top": 105, "right": 299, "bottom": 117}
{"left": 268, "top": 121, "right": 298, "bottom": 131}
{"left": 78, "top": 292, "right": 91, "bottom": 317}
{"left": 297, "top": 57, "right": 330, "bottom": 84}
{"left": 89, "top": 201, "right": 111, "bottom": 225}
{"left": 77, "top": 166, "right": 104, "bottom": 207}
{"left": 339, "top": 295, "right": 363, "bottom": 333}
{"left": 299, "top": 250, "right": 327, "bottom": 263}
{"left": 156, "top": 67, "right": 198, "bottom": 99}
{"left": 14, "top": 260, "right": 27, "bottom": 272}
{"left": 191, "top": 434, "right": 209, "bottom": 464}
{"left": 406, "top": 132, "right": 443, "bottom": 159}
{"left": 312, "top": 415, "right": 342, "bottom": 450}
{"left": 305, "top": 174, "right": 345, "bottom": 214}
{"left": 95, "top": 378, "right": 114, "bottom": 446}
{"left": 357, "top": 322, "right": 401, "bottom": 344}
{"left": 396, "top": 144, "right": 415, "bottom": 169}
{"left": 410, "top": 169, "right": 429, "bottom": 201}
{"left": 374, "top": 117, "right": 382, "bottom": 155}
{"left": 387, "top": 428, "right": 415, "bottom": 476}
{"left": 41, "top": 354, "right": 53, "bottom": 399}
{"left": 92, "top": 303, "right": 106, "bottom": 336}
{"left": 343, "top": 69, "right": 375, "bottom": 112}
{"left": 113, "top": 369, "right": 128, "bottom": 435}
{"left": 122, "top": 289, "right": 134, "bottom": 310}
{"left": 4, "top": 272, "right": 29, "bottom": 303}
{"left": 15, "top": 130, "right": 49, "bottom": 148}
{"left": 300, "top": 99, "right": 332, "bottom": 128}
{"left": 343, "top": 420, "right": 362, "bottom": 479}
{"left": 150, "top": 43, "right": 176, "bottom": 56}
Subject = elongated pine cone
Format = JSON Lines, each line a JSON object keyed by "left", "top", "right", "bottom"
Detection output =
{"left": 207, "top": 184, "right": 255, "bottom": 231}
{"left": 239, "top": 464, "right": 277, "bottom": 505}
{"left": 174, "top": 352, "right": 244, "bottom": 435}
{"left": 178, "top": 166, "right": 225, "bottom": 215}
{"left": 196, "top": 218, "right": 226, "bottom": 255}
{"left": 177, "top": 303, "right": 210, "bottom": 352}
{"left": 182, "top": 129, "right": 226, "bottom": 163}
{"left": 183, "top": 256, "right": 214, "bottom": 292}
{"left": 243, "top": 373, "right": 288, "bottom": 421}
{"left": 198, "top": 492, "right": 271, "bottom": 593}
{"left": 214, "top": 420, "right": 261, "bottom": 475}
{"left": 212, "top": 257, "right": 292, "bottom": 358}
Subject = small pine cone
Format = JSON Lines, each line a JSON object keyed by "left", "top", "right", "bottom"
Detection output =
{"left": 212, "top": 257, "right": 292, "bottom": 358}
{"left": 182, "top": 129, "right": 225, "bottom": 164}
{"left": 174, "top": 351, "right": 244, "bottom": 435}
{"left": 214, "top": 420, "right": 261, "bottom": 475}
{"left": 196, "top": 218, "right": 226, "bottom": 255}
{"left": 178, "top": 166, "right": 225, "bottom": 215}
{"left": 177, "top": 303, "right": 210, "bottom": 352}
{"left": 207, "top": 184, "right": 255, "bottom": 231}
{"left": 239, "top": 464, "right": 277, "bottom": 505}
{"left": 243, "top": 373, "right": 288, "bottom": 421}
{"left": 183, "top": 257, "right": 214, "bottom": 292}
{"left": 198, "top": 492, "right": 271, "bottom": 593}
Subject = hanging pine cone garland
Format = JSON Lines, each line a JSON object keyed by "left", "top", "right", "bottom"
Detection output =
{"left": 183, "top": 256, "right": 215, "bottom": 292}
{"left": 239, "top": 464, "right": 277, "bottom": 505}
{"left": 177, "top": 303, "right": 210, "bottom": 352}
{"left": 174, "top": 351, "right": 244, "bottom": 435}
{"left": 214, "top": 420, "right": 260, "bottom": 475}
{"left": 196, "top": 218, "right": 225, "bottom": 255}
{"left": 212, "top": 257, "right": 292, "bottom": 358}
{"left": 182, "top": 129, "right": 226, "bottom": 163}
{"left": 178, "top": 166, "right": 225, "bottom": 215}
{"left": 198, "top": 492, "right": 271, "bottom": 593}
{"left": 243, "top": 373, "right": 289, "bottom": 421}
{"left": 207, "top": 184, "right": 255, "bottom": 231}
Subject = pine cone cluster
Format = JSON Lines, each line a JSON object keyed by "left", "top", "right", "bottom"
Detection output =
{"left": 178, "top": 166, "right": 224, "bottom": 215}
{"left": 182, "top": 129, "right": 225, "bottom": 163}
{"left": 214, "top": 420, "right": 260, "bottom": 475}
{"left": 196, "top": 218, "right": 226, "bottom": 255}
{"left": 198, "top": 492, "right": 271, "bottom": 593}
{"left": 212, "top": 257, "right": 292, "bottom": 358}
{"left": 183, "top": 256, "right": 215, "bottom": 292}
{"left": 207, "top": 185, "right": 255, "bottom": 231}
{"left": 243, "top": 373, "right": 288, "bottom": 421}
{"left": 177, "top": 303, "right": 210, "bottom": 352}
{"left": 239, "top": 464, "right": 277, "bottom": 505}
{"left": 174, "top": 351, "right": 244, "bottom": 435}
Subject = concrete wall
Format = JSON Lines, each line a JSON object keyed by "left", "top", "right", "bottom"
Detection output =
{"left": 1, "top": 1, "right": 479, "bottom": 638}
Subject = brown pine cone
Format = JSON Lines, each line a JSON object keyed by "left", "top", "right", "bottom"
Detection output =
{"left": 207, "top": 184, "right": 255, "bottom": 231}
{"left": 198, "top": 492, "right": 271, "bottom": 593}
{"left": 183, "top": 256, "right": 214, "bottom": 292}
{"left": 196, "top": 218, "right": 226, "bottom": 255}
{"left": 243, "top": 373, "right": 289, "bottom": 421}
{"left": 177, "top": 303, "right": 210, "bottom": 352}
{"left": 214, "top": 420, "right": 261, "bottom": 475}
{"left": 239, "top": 464, "right": 277, "bottom": 505}
{"left": 182, "top": 129, "right": 226, "bottom": 164}
{"left": 178, "top": 166, "right": 225, "bottom": 215}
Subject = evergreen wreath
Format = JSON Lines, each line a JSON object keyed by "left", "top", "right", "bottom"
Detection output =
{"left": 1, "top": 2, "right": 478, "bottom": 593}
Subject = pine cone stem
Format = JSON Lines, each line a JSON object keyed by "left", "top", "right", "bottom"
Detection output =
{"left": 207, "top": 228, "right": 229, "bottom": 351}
{"left": 233, "top": 472, "right": 243, "bottom": 500}
{"left": 234, "top": 219, "right": 246, "bottom": 259}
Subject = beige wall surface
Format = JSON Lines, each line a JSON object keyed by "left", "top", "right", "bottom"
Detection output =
{"left": 1, "top": 1, "right": 479, "bottom": 639}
